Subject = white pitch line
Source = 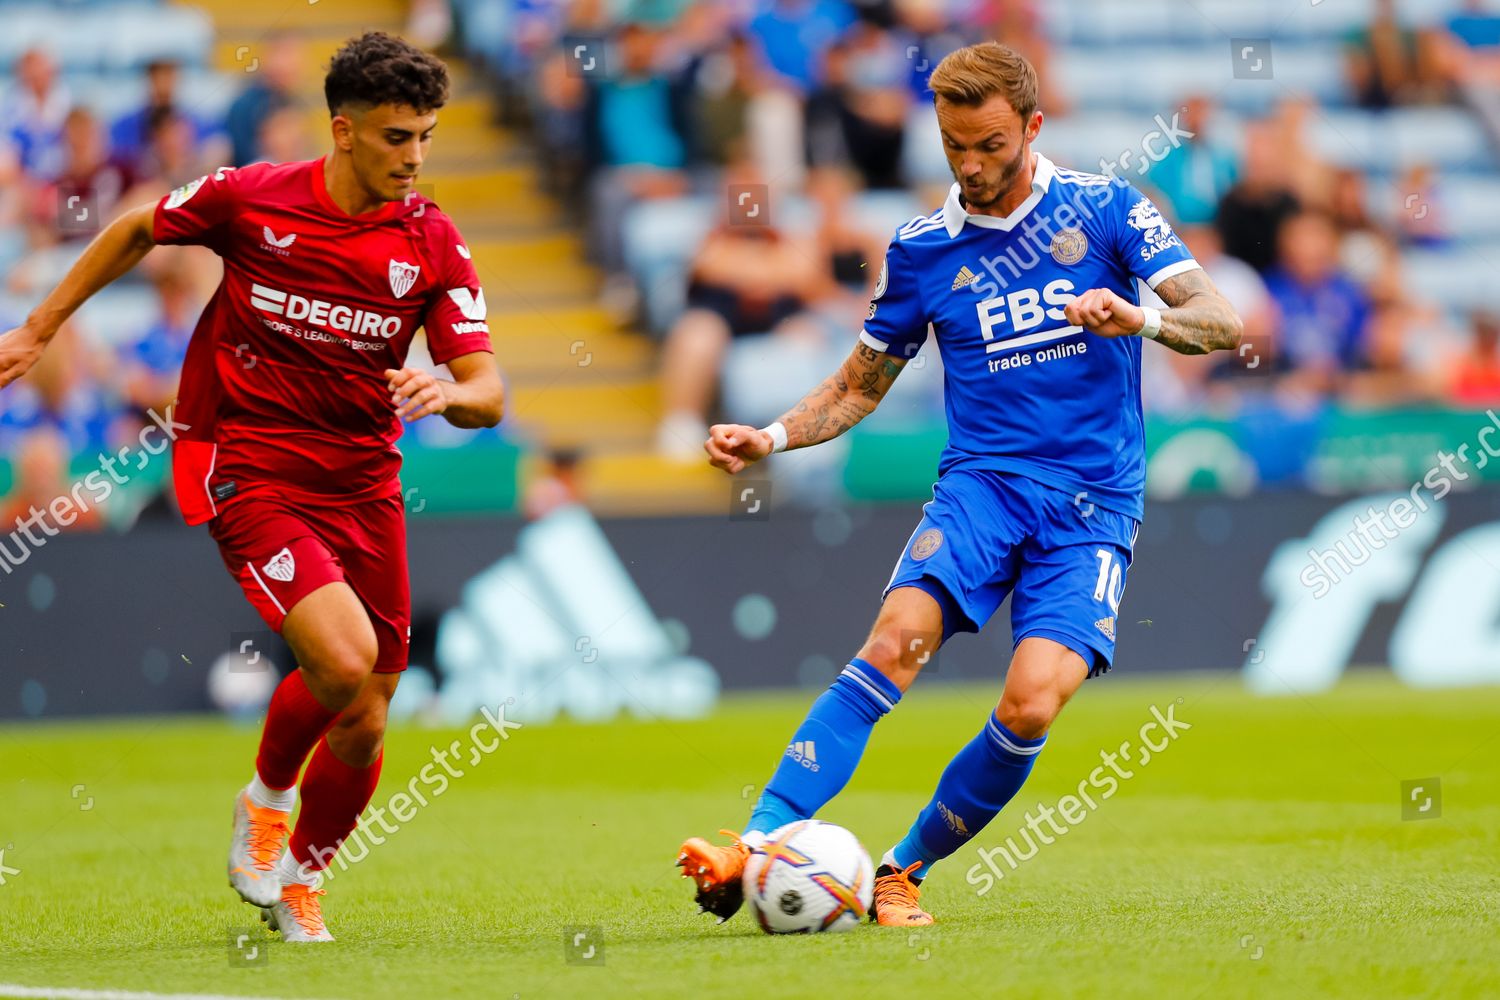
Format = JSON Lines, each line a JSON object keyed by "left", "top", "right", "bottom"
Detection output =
{"left": 0, "top": 986, "right": 337, "bottom": 1000}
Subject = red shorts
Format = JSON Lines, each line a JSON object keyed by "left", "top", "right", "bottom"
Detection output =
{"left": 209, "top": 493, "right": 410, "bottom": 673}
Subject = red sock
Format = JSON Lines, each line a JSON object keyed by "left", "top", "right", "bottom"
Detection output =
{"left": 288, "top": 737, "right": 383, "bottom": 871}
{"left": 255, "top": 670, "right": 341, "bottom": 790}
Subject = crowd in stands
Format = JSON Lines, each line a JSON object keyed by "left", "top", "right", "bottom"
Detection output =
{"left": 455, "top": 0, "right": 1500, "bottom": 458}
{"left": 0, "top": 38, "right": 317, "bottom": 530}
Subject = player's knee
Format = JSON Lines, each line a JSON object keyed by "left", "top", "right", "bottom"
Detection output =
{"left": 305, "top": 633, "right": 378, "bottom": 706}
{"left": 331, "top": 705, "right": 387, "bottom": 767}
{"left": 995, "top": 694, "right": 1062, "bottom": 740}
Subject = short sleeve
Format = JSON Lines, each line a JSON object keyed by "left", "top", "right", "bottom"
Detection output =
{"left": 1110, "top": 183, "right": 1201, "bottom": 290}
{"left": 422, "top": 229, "right": 494, "bottom": 365}
{"left": 153, "top": 166, "right": 239, "bottom": 252}
{"left": 859, "top": 237, "right": 928, "bottom": 360}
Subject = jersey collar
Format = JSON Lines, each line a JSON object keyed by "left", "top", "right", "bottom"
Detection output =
{"left": 310, "top": 155, "right": 402, "bottom": 222}
{"left": 942, "top": 152, "right": 1056, "bottom": 237}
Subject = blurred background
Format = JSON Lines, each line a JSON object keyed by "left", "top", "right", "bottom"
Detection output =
{"left": 4, "top": 0, "right": 1500, "bottom": 723}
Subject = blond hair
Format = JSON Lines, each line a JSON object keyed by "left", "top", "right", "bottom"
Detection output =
{"left": 927, "top": 42, "right": 1039, "bottom": 119}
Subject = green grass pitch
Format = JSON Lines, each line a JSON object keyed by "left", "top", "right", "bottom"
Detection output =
{"left": 2, "top": 671, "right": 1497, "bottom": 999}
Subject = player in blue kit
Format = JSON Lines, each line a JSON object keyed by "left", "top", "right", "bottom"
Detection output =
{"left": 677, "top": 42, "right": 1243, "bottom": 926}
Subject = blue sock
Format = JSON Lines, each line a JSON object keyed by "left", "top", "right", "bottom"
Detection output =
{"left": 889, "top": 714, "right": 1046, "bottom": 876}
{"left": 746, "top": 658, "right": 902, "bottom": 837}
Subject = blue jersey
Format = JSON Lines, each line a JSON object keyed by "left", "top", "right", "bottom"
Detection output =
{"left": 862, "top": 153, "right": 1200, "bottom": 520}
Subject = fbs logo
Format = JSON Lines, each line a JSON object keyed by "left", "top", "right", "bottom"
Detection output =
{"left": 1093, "top": 616, "right": 1116, "bottom": 640}
{"left": 951, "top": 265, "right": 979, "bottom": 291}
{"left": 937, "top": 801, "right": 969, "bottom": 837}
{"left": 785, "top": 740, "right": 819, "bottom": 772}
{"left": 263, "top": 548, "right": 296, "bottom": 584}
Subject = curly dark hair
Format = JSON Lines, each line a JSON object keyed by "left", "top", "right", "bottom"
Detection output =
{"left": 324, "top": 31, "right": 450, "bottom": 116}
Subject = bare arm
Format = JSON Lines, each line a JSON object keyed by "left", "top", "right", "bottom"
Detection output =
{"left": 704, "top": 340, "right": 908, "bottom": 474}
{"left": 0, "top": 201, "right": 158, "bottom": 388}
{"left": 386, "top": 350, "right": 505, "bottom": 429}
{"left": 1149, "top": 268, "right": 1244, "bottom": 355}
{"left": 1063, "top": 267, "right": 1243, "bottom": 356}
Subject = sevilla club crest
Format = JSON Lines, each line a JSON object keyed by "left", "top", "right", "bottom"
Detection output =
{"left": 388, "top": 259, "right": 420, "bottom": 299}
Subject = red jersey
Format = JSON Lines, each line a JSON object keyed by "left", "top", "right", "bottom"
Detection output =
{"left": 152, "top": 158, "right": 493, "bottom": 525}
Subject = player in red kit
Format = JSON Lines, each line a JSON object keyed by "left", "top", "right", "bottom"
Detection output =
{"left": 0, "top": 33, "right": 504, "bottom": 942}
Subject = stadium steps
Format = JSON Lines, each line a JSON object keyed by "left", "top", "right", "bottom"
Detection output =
{"left": 196, "top": 0, "right": 707, "bottom": 514}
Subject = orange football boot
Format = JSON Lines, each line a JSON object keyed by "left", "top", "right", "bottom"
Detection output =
{"left": 871, "top": 862, "right": 935, "bottom": 926}
{"left": 676, "top": 829, "right": 752, "bottom": 922}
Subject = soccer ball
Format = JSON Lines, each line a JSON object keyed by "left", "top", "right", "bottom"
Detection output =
{"left": 742, "top": 820, "right": 874, "bottom": 934}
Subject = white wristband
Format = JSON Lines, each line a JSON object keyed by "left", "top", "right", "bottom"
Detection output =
{"left": 763, "top": 421, "right": 789, "bottom": 454}
{"left": 1137, "top": 305, "right": 1162, "bottom": 340}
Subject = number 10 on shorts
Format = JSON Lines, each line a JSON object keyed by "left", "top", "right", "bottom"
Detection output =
{"left": 1093, "top": 548, "right": 1124, "bottom": 613}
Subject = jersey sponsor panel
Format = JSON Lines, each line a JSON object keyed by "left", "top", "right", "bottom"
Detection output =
{"left": 860, "top": 153, "right": 1199, "bottom": 519}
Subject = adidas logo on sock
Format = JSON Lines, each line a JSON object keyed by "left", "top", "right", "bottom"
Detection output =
{"left": 951, "top": 266, "right": 979, "bottom": 291}
{"left": 937, "top": 800, "right": 970, "bottom": 837}
{"left": 785, "top": 740, "right": 820, "bottom": 772}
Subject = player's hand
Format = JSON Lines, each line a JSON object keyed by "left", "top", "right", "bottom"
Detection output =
{"left": 1065, "top": 287, "right": 1147, "bottom": 339}
{"left": 0, "top": 326, "right": 46, "bottom": 390}
{"left": 385, "top": 367, "right": 450, "bottom": 423}
{"left": 705, "top": 423, "right": 774, "bottom": 474}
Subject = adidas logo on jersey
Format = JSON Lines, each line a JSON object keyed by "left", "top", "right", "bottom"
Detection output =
{"left": 1094, "top": 616, "right": 1116, "bottom": 641}
{"left": 951, "top": 265, "right": 980, "bottom": 291}
{"left": 785, "top": 740, "right": 819, "bottom": 772}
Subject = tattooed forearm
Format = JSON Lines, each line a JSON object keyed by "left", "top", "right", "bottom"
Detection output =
{"left": 779, "top": 341, "right": 908, "bottom": 450}
{"left": 1151, "top": 269, "right": 1244, "bottom": 356}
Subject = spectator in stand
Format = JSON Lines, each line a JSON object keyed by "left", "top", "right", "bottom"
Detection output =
{"left": 687, "top": 30, "right": 761, "bottom": 167}
{"left": 1445, "top": 310, "right": 1500, "bottom": 406}
{"left": 28, "top": 108, "right": 134, "bottom": 247}
{"left": 109, "top": 59, "right": 221, "bottom": 173}
{"left": 120, "top": 265, "right": 199, "bottom": 417}
{"left": 585, "top": 23, "right": 692, "bottom": 297}
{"left": 1270, "top": 95, "right": 1335, "bottom": 210}
{"left": 1147, "top": 94, "right": 1236, "bottom": 226}
{"left": 0, "top": 320, "right": 118, "bottom": 456}
{"left": 1215, "top": 122, "right": 1300, "bottom": 273}
{"left": 224, "top": 33, "right": 303, "bottom": 167}
{"left": 0, "top": 425, "right": 102, "bottom": 534}
{"left": 136, "top": 108, "right": 209, "bottom": 191}
{"left": 256, "top": 104, "right": 314, "bottom": 165}
{"left": 806, "top": 21, "right": 910, "bottom": 189}
{"left": 1447, "top": 0, "right": 1500, "bottom": 85}
{"left": 1, "top": 48, "right": 71, "bottom": 179}
{"left": 655, "top": 173, "right": 825, "bottom": 459}
{"left": 747, "top": 0, "right": 856, "bottom": 94}
{"left": 1345, "top": 0, "right": 1456, "bottom": 108}
{"left": 1262, "top": 211, "right": 1371, "bottom": 395}
{"left": 1344, "top": 302, "right": 1443, "bottom": 407}
{"left": 1393, "top": 163, "right": 1450, "bottom": 247}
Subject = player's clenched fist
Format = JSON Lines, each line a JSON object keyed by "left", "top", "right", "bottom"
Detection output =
{"left": 705, "top": 423, "right": 774, "bottom": 474}
{"left": 1064, "top": 287, "right": 1146, "bottom": 339}
{"left": 385, "top": 367, "right": 450, "bottom": 422}
{"left": 0, "top": 326, "right": 45, "bottom": 390}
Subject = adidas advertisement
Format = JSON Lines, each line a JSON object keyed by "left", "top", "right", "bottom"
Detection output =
{"left": 6, "top": 493, "right": 1500, "bottom": 719}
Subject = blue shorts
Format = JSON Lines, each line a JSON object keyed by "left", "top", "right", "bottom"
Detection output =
{"left": 884, "top": 469, "right": 1139, "bottom": 677}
